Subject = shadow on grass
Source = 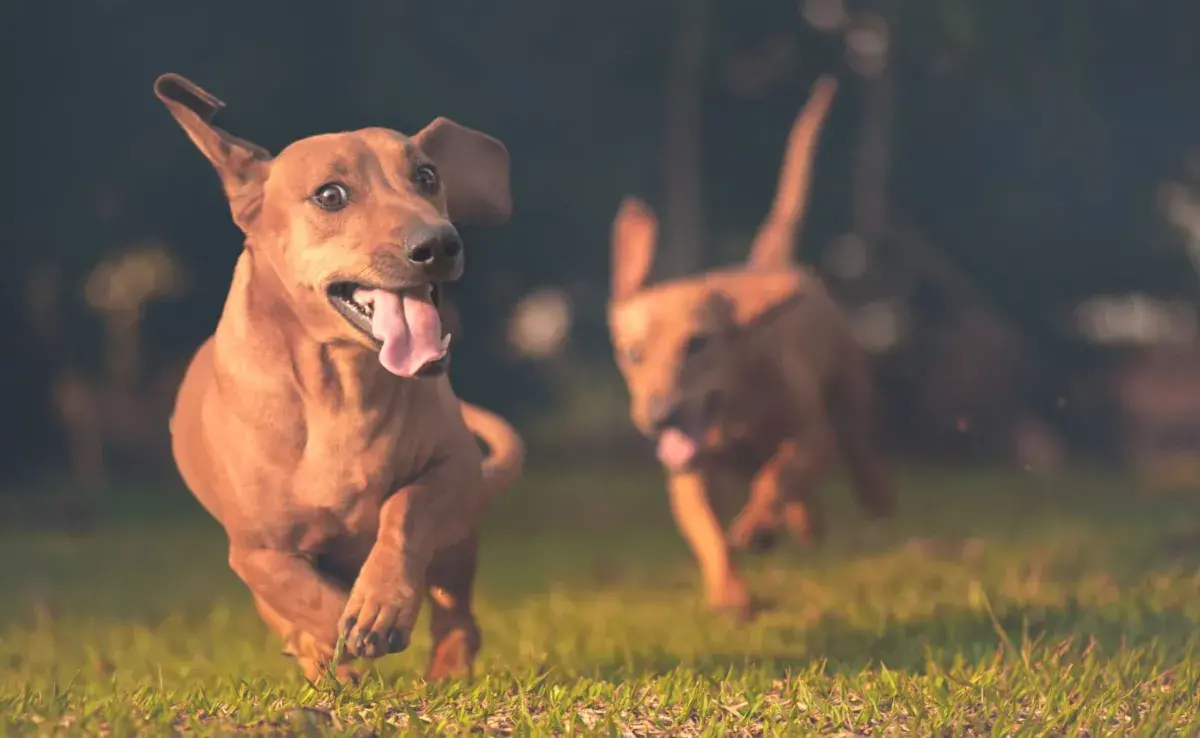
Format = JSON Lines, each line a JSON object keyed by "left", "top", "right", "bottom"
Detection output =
{"left": 574, "top": 600, "right": 1200, "bottom": 679}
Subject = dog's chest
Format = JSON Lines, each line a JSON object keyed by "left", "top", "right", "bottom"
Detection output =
{"left": 728, "top": 364, "right": 794, "bottom": 435}
{"left": 289, "top": 418, "right": 425, "bottom": 537}
{"left": 701, "top": 367, "right": 798, "bottom": 474}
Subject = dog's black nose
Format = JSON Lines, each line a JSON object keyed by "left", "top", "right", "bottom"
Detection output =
{"left": 648, "top": 394, "right": 681, "bottom": 431}
{"left": 405, "top": 223, "right": 463, "bottom": 279}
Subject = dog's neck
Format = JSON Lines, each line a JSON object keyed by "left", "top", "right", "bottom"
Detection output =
{"left": 213, "top": 248, "right": 417, "bottom": 420}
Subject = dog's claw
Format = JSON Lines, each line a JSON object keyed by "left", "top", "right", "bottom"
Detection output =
{"left": 388, "top": 629, "right": 409, "bottom": 654}
{"left": 339, "top": 615, "right": 358, "bottom": 645}
{"left": 339, "top": 589, "right": 414, "bottom": 659}
{"left": 708, "top": 576, "right": 754, "bottom": 623}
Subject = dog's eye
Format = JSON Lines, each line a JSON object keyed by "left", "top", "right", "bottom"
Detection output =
{"left": 413, "top": 164, "right": 440, "bottom": 196}
{"left": 312, "top": 183, "right": 350, "bottom": 211}
{"left": 684, "top": 334, "right": 710, "bottom": 358}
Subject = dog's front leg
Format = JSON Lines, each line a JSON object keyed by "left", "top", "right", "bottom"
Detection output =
{"left": 227, "top": 546, "right": 350, "bottom": 675}
{"left": 726, "top": 444, "right": 793, "bottom": 553}
{"left": 338, "top": 484, "right": 439, "bottom": 660}
{"left": 727, "top": 435, "right": 830, "bottom": 553}
{"left": 729, "top": 356, "right": 835, "bottom": 552}
{"left": 667, "top": 471, "right": 751, "bottom": 619}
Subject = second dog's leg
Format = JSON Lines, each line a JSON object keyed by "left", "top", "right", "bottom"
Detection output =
{"left": 425, "top": 532, "right": 482, "bottom": 680}
{"left": 728, "top": 432, "right": 831, "bottom": 552}
{"left": 667, "top": 471, "right": 750, "bottom": 619}
{"left": 780, "top": 472, "right": 828, "bottom": 548}
{"left": 828, "top": 345, "right": 896, "bottom": 519}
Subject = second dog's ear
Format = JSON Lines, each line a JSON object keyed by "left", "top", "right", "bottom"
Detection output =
{"left": 610, "top": 197, "right": 658, "bottom": 301}
{"left": 412, "top": 118, "right": 512, "bottom": 226}
{"left": 154, "top": 73, "right": 272, "bottom": 233}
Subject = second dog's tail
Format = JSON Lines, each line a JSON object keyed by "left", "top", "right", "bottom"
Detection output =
{"left": 746, "top": 75, "right": 839, "bottom": 270}
{"left": 460, "top": 401, "right": 526, "bottom": 495}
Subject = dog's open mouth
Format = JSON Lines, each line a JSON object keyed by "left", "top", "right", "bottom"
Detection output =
{"left": 655, "top": 391, "right": 720, "bottom": 471}
{"left": 326, "top": 281, "right": 450, "bottom": 378}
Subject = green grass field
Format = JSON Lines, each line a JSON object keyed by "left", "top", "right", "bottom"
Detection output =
{"left": 3, "top": 466, "right": 1200, "bottom": 735}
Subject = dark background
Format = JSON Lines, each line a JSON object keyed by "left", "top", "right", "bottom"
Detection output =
{"left": 2, "top": 0, "right": 1199, "bottom": 495}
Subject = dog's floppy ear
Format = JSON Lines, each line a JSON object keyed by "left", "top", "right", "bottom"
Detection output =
{"left": 747, "top": 75, "right": 838, "bottom": 270}
{"left": 611, "top": 197, "right": 658, "bottom": 301}
{"left": 412, "top": 118, "right": 512, "bottom": 226}
{"left": 155, "top": 74, "right": 271, "bottom": 233}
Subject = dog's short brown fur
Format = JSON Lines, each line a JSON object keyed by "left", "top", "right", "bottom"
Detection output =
{"left": 607, "top": 77, "right": 894, "bottom": 618}
{"left": 156, "top": 74, "right": 524, "bottom": 681}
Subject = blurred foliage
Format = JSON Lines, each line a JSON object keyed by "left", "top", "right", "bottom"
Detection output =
{"left": 1, "top": 0, "right": 1199, "bottom": 477}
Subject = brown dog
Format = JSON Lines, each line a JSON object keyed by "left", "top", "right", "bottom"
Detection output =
{"left": 155, "top": 73, "right": 525, "bottom": 682}
{"left": 607, "top": 77, "right": 894, "bottom": 618}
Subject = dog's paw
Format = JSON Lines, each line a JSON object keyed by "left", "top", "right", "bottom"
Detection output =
{"left": 725, "top": 524, "right": 754, "bottom": 551}
{"left": 727, "top": 523, "right": 781, "bottom": 555}
{"left": 747, "top": 529, "right": 781, "bottom": 555}
{"left": 782, "top": 501, "right": 824, "bottom": 548}
{"left": 708, "top": 576, "right": 754, "bottom": 623}
{"left": 427, "top": 626, "right": 479, "bottom": 681}
{"left": 338, "top": 589, "right": 415, "bottom": 659}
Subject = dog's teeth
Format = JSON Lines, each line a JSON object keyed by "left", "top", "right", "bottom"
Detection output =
{"left": 344, "top": 297, "right": 372, "bottom": 317}
{"left": 441, "top": 333, "right": 452, "bottom": 350}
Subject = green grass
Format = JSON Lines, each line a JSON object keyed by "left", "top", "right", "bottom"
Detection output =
{"left": 3, "top": 466, "right": 1200, "bottom": 735}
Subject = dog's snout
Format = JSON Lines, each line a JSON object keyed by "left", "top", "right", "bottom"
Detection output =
{"left": 404, "top": 223, "right": 463, "bottom": 278}
{"left": 648, "top": 394, "right": 680, "bottom": 431}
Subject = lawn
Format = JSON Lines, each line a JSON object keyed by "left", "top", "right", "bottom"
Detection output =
{"left": 3, "top": 465, "right": 1200, "bottom": 735}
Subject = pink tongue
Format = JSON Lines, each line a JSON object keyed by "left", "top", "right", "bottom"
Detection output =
{"left": 656, "top": 428, "right": 697, "bottom": 470}
{"left": 355, "top": 288, "right": 446, "bottom": 377}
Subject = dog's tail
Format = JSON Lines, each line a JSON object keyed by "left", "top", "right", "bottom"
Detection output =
{"left": 746, "top": 75, "right": 839, "bottom": 271}
{"left": 460, "top": 401, "right": 525, "bottom": 495}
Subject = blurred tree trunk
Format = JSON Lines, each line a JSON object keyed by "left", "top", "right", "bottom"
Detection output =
{"left": 660, "top": 0, "right": 711, "bottom": 278}
{"left": 852, "top": 48, "right": 893, "bottom": 245}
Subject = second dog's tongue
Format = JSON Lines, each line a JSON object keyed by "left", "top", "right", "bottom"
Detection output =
{"left": 356, "top": 288, "right": 445, "bottom": 377}
{"left": 657, "top": 428, "right": 697, "bottom": 470}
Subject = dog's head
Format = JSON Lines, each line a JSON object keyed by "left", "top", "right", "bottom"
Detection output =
{"left": 607, "top": 198, "right": 805, "bottom": 472}
{"left": 154, "top": 73, "right": 512, "bottom": 379}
